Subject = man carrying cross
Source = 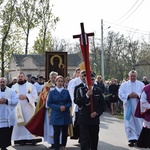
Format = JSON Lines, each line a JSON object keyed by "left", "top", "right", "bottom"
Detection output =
{"left": 74, "top": 72, "right": 105, "bottom": 150}
{"left": 73, "top": 23, "right": 105, "bottom": 150}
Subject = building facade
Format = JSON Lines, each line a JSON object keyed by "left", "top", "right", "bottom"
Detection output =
{"left": 8, "top": 53, "right": 82, "bottom": 81}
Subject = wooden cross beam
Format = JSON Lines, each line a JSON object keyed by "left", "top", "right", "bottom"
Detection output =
{"left": 73, "top": 23, "right": 94, "bottom": 43}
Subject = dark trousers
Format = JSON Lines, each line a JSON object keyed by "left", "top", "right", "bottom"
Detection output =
{"left": 53, "top": 125, "right": 68, "bottom": 150}
{"left": 73, "top": 112, "right": 80, "bottom": 138}
{"left": 0, "top": 126, "right": 13, "bottom": 148}
{"left": 79, "top": 124, "right": 99, "bottom": 150}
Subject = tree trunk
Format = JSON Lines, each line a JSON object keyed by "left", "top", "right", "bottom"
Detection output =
{"left": 25, "top": 28, "right": 30, "bottom": 54}
{"left": 1, "top": 32, "right": 9, "bottom": 77}
{"left": 1, "top": 40, "right": 5, "bottom": 77}
{"left": 42, "top": 28, "right": 47, "bottom": 53}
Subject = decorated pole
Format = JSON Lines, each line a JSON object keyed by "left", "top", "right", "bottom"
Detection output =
{"left": 73, "top": 23, "right": 94, "bottom": 113}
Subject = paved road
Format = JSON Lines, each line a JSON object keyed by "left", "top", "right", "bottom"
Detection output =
{"left": 7, "top": 112, "right": 148, "bottom": 150}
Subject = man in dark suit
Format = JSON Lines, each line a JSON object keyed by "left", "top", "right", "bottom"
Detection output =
{"left": 74, "top": 72, "right": 105, "bottom": 150}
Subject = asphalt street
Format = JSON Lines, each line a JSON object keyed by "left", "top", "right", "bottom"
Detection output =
{"left": 7, "top": 112, "right": 149, "bottom": 150}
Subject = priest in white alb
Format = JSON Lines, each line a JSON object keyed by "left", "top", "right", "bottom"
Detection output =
{"left": 119, "top": 70, "right": 144, "bottom": 147}
{"left": 0, "top": 77, "right": 18, "bottom": 150}
{"left": 11, "top": 72, "right": 42, "bottom": 146}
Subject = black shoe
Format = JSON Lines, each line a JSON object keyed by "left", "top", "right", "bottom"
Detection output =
{"left": 1, "top": 148, "right": 7, "bottom": 150}
{"left": 70, "top": 136, "right": 78, "bottom": 140}
{"left": 133, "top": 140, "right": 137, "bottom": 147}
{"left": 49, "top": 144, "right": 55, "bottom": 149}
{"left": 128, "top": 141, "right": 135, "bottom": 147}
{"left": 31, "top": 140, "right": 36, "bottom": 146}
{"left": 20, "top": 141, "right": 26, "bottom": 146}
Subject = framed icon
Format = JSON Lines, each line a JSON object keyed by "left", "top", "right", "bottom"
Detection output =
{"left": 45, "top": 52, "right": 68, "bottom": 81}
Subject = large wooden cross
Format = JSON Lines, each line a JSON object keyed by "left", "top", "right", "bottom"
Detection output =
{"left": 73, "top": 23, "right": 94, "bottom": 42}
{"left": 73, "top": 22, "right": 94, "bottom": 113}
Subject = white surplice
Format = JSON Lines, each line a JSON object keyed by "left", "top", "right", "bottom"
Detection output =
{"left": 44, "top": 84, "right": 55, "bottom": 144}
{"left": 140, "top": 91, "right": 150, "bottom": 128}
{"left": 118, "top": 80, "right": 144, "bottom": 141}
{"left": 34, "top": 82, "right": 44, "bottom": 94}
{"left": 68, "top": 77, "right": 82, "bottom": 117}
{"left": 34, "top": 82, "right": 44, "bottom": 103}
{"left": 0, "top": 87, "right": 18, "bottom": 128}
{"left": 11, "top": 82, "right": 38, "bottom": 141}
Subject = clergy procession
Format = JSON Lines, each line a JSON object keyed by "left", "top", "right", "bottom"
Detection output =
{"left": 1, "top": 68, "right": 150, "bottom": 150}
{"left": 1, "top": 23, "right": 150, "bottom": 150}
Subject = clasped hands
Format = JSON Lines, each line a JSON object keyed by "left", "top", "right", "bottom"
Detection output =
{"left": 128, "top": 92, "right": 139, "bottom": 99}
{"left": 0, "top": 98, "right": 7, "bottom": 104}
{"left": 60, "top": 106, "right": 66, "bottom": 112}
{"left": 19, "top": 94, "right": 27, "bottom": 100}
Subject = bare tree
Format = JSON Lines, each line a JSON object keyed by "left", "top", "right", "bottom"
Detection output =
{"left": 50, "top": 38, "right": 69, "bottom": 52}
{"left": 103, "top": 31, "right": 141, "bottom": 80}
{"left": 15, "top": 0, "right": 39, "bottom": 54}
{"left": 90, "top": 37, "right": 100, "bottom": 74}
{"left": 39, "top": 0, "right": 59, "bottom": 52}
{"left": 0, "top": 0, "right": 17, "bottom": 76}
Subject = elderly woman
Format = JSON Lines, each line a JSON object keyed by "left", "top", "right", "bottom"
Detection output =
{"left": 47, "top": 75, "right": 72, "bottom": 150}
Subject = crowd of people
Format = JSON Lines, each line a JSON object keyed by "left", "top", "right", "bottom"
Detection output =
{"left": 0, "top": 68, "right": 150, "bottom": 150}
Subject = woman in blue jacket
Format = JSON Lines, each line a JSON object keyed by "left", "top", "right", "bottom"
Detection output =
{"left": 47, "top": 75, "right": 72, "bottom": 150}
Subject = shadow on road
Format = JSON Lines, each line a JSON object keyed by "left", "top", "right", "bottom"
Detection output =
{"left": 99, "top": 141, "right": 146, "bottom": 150}
{"left": 65, "top": 147, "right": 80, "bottom": 150}
{"left": 9, "top": 143, "right": 80, "bottom": 150}
{"left": 99, "top": 141, "right": 130, "bottom": 150}
{"left": 67, "top": 144, "right": 80, "bottom": 149}
{"left": 100, "top": 112, "right": 124, "bottom": 130}
{"left": 10, "top": 144, "right": 48, "bottom": 150}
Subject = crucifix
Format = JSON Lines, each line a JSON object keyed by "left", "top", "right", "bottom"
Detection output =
{"left": 73, "top": 22, "right": 94, "bottom": 113}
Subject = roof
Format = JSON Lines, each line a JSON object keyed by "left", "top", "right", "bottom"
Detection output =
{"left": 67, "top": 53, "right": 82, "bottom": 66}
{"left": 12, "top": 53, "right": 82, "bottom": 66}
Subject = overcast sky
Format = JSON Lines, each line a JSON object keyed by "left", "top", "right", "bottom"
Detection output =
{"left": 29, "top": 0, "right": 150, "bottom": 48}
{"left": 50, "top": 0, "right": 150, "bottom": 43}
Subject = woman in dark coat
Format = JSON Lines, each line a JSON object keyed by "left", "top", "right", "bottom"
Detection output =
{"left": 47, "top": 75, "right": 72, "bottom": 150}
{"left": 109, "top": 78, "right": 119, "bottom": 115}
